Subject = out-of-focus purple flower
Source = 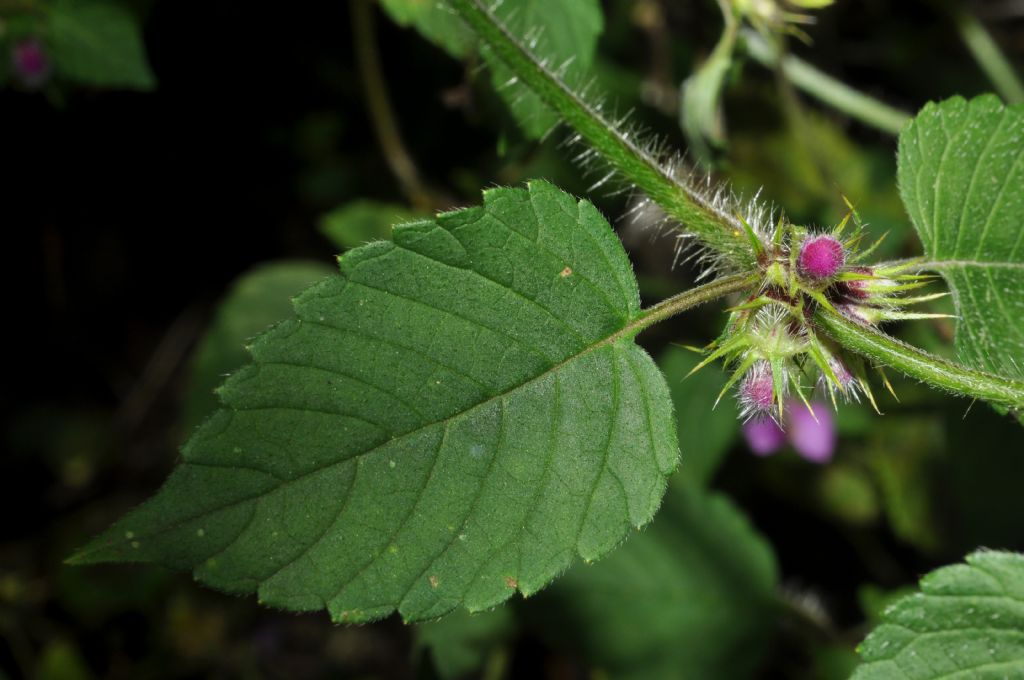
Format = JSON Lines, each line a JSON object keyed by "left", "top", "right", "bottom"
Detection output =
{"left": 741, "top": 399, "right": 837, "bottom": 463}
{"left": 743, "top": 417, "right": 787, "bottom": 456}
{"left": 12, "top": 38, "right": 52, "bottom": 89}
{"left": 787, "top": 399, "right": 836, "bottom": 463}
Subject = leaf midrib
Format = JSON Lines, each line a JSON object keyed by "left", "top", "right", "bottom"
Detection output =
{"left": 76, "top": 301, "right": 655, "bottom": 560}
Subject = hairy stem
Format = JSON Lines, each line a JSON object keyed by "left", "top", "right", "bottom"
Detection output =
{"left": 742, "top": 29, "right": 911, "bottom": 135}
{"left": 449, "top": 0, "right": 756, "bottom": 268}
{"left": 816, "top": 308, "right": 1024, "bottom": 410}
{"left": 631, "top": 273, "right": 756, "bottom": 335}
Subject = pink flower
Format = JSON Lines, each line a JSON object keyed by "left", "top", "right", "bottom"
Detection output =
{"left": 798, "top": 235, "right": 845, "bottom": 280}
{"left": 788, "top": 400, "right": 836, "bottom": 463}
{"left": 742, "top": 417, "right": 787, "bottom": 456}
{"left": 741, "top": 399, "right": 836, "bottom": 463}
{"left": 12, "top": 38, "right": 51, "bottom": 89}
{"left": 739, "top": 360, "right": 776, "bottom": 418}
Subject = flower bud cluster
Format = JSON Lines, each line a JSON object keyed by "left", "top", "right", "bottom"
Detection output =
{"left": 693, "top": 210, "right": 946, "bottom": 431}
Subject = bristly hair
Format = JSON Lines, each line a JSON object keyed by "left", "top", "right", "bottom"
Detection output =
{"left": 465, "top": 0, "right": 775, "bottom": 278}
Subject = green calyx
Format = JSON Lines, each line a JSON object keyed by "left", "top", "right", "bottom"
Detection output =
{"left": 695, "top": 207, "right": 943, "bottom": 419}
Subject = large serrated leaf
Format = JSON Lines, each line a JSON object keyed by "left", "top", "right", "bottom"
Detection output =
{"left": 70, "top": 181, "right": 678, "bottom": 624}
{"left": 852, "top": 549, "right": 1024, "bottom": 679}
{"left": 898, "top": 95, "right": 1024, "bottom": 377}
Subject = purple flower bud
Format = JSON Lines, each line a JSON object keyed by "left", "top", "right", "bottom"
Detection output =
{"left": 11, "top": 38, "right": 51, "bottom": 89}
{"left": 739, "top": 360, "right": 775, "bottom": 416}
{"left": 786, "top": 399, "right": 836, "bottom": 463}
{"left": 842, "top": 266, "right": 874, "bottom": 299}
{"left": 743, "top": 417, "right": 786, "bottom": 456}
{"left": 798, "top": 235, "right": 845, "bottom": 280}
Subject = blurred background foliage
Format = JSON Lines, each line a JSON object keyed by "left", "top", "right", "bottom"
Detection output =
{"left": 3, "top": 0, "right": 1024, "bottom": 677}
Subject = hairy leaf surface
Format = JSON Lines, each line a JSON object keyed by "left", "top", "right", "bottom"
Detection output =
{"left": 898, "top": 95, "right": 1024, "bottom": 376}
{"left": 852, "top": 550, "right": 1024, "bottom": 679}
{"left": 71, "top": 181, "right": 678, "bottom": 624}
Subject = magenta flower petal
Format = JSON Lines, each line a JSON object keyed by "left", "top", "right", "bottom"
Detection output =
{"left": 787, "top": 400, "right": 836, "bottom": 463}
{"left": 743, "top": 417, "right": 787, "bottom": 456}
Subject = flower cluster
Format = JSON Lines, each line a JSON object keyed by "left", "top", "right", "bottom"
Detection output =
{"left": 689, "top": 205, "right": 946, "bottom": 429}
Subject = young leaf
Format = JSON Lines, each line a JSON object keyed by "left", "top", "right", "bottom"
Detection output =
{"left": 852, "top": 550, "right": 1024, "bottom": 679}
{"left": 415, "top": 607, "right": 515, "bottom": 679}
{"left": 318, "top": 200, "right": 417, "bottom": 252}
{"left": 525, "top": 480, "right": 779, "bottom": 679}
{"left": 379, "top": 0, "right": 476, "bottom": 58}
{"left": 49, "top": 0, "right": 155, "bottom": 90}
{"left": 69, "top": 181, "right": 679, "bottom": 624}
{"left": 898, "top": 95, "right": 1024, "bottom": 377}
{"left": 183, "top": 261, "right": 336, "bottom": 432}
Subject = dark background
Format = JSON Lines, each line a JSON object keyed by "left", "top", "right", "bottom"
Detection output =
{"left": 3, "top": 0, "right": 1024, "bottom": 678}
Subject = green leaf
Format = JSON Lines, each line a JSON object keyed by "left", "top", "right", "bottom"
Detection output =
{"left": 679, "top": 17, "right": 738, "bottom": 162}
{"left": 49, "top": 0, "right": 155, "bottom": 90}
{"left": 658, "top": 346, "right": 738, "bottom": 486}
{"left": 415, "top": 607, "right": 515, "bottom": 679}
{"left": 70, "top": 181, "right": 678, "bottom": 624}
{"left": 483, "top": 0, "right": 604, "bottom": 139}
{"left": 319, "top": 200, "right": 418, "bottom": 252}
{"left": 525, "top": 480, "right": 778, "bottom": 680}
{"left": 852, "top": 549, "right": 1024, "bottom": 679}
{"left": 380, "top": 0, "right": 476, "bottom": 58}
{"left": 898, "top": 95, "right": 1024, "bottom": 377}
{"left": 183, "top": 261, "right": 336, "bottom": 432}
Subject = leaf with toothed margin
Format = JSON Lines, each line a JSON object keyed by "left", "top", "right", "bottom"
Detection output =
{"left": 898, "top": 95, "right": 1024, "bottom": 379}
{"left": 68, "top": 180, "right": 678, "bottom": 624}
{"left": 851, "top": 549, "right": 1024, "bottom": 679}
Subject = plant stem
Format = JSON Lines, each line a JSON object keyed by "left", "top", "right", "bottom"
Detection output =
{"left": 742, "top": 29, "right": 911, "bottom": 136}
{"left": 351, "top": 0, "right": 434, "bottom": 210}
{"left": 933, "top": 0, "right": 1024, "bottom": 104}
{"left": 449, "top": 0, "right": 756, "bottom": 269}
{"left": 816, "top": 308, "right": 1024, "bottom": 410}
{"left": 629, "top": 273, "right": 756, "bottom": 335}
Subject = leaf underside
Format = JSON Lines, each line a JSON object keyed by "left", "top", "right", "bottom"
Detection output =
{"left": 898, "top": 95, "right": 1024, "bottom": 377}
{"left": 71, "top": 180, "right": 678, "bottom": 624}
{"left": 852, "top": 550, "right": 1024, "bottom": 679}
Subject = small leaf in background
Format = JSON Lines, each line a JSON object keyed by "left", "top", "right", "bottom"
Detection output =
{"left": 680, "top": 20, "right": 738, "bottom": 162}
{"left": 852, "top": 549, "right": 1024, "bottom": 679}
{"left": 524, "top": 479, "right": 778, "bottom": 680}
{"left": 415, "top": 607, "right": 515, "bottom": 680}
{"left": 480, "top": 0, "right": 604, "bottom": 140}
{"left": 318, "top": 200, "right": 417, "bottom": 252}
{"left": 49, "top": 0, "right": 155, "bottom": 90}
{"left": 898, "top": 95, "right": 1024, "bottom": 378}
{"left": 183, "top": 261, "right": 335, "bottom": 433}
{"left": 658, "top": 345, "right": 738, "bottom": 485}
{"left": 70, "top": 181, "right": 679, "bottom": 624}
{"left": 379, "top": 0, "right": 476, "bottom": 59}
